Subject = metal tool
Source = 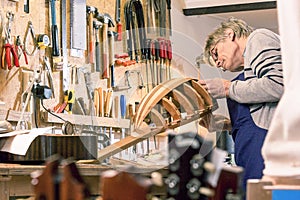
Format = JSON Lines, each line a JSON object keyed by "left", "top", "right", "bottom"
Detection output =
{"left": 166, "top": 39, "right": 172, "bottom": 80}
{"left": 50, "top": 0, "right": 60, "bottom": 56}
{"left": 166, "top": 0, "right": 172, "bottom": 36}
{"left": 96, "top": 13, "right": 114, "bottom": 79}
{"left": 93, "top": 20, "right": 102, "bottom": 73}
{"left": 86, "top": 6, "right": 97, "bottom": 64}
{"left": 115, "top": 0, "right": 122, "bottom": 41}
{"left": 24, "top": 21, "right": 37, "bottom": 56}
{"left": 44, "top": 56, "right": 55, "bottom": 98}
{"left": 2, "top": 12, "right": 19, "bottom": 70}
{"left": 61, "top": 0, "right": 69, "bottom": 92}
{"left": 24, "top": 0, "right": 29, "bottom": 13}
{"left": 124, "top": 0, "right": 147, "bottom": 62}
{"left": 108, "top": 30, "right": 117, "bottom": 88}
{"left": 120, "top": 94, "right": 126, "bottom": 157}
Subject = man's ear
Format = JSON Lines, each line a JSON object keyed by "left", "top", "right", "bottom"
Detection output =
{"left": 231, "top": 32, "right": 236, "bottom": 41}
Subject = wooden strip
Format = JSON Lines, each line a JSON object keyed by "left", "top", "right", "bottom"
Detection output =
{"left": 98, "top": 87, "right": 103, "bottom": 117}
{"left": 135, "top": 78, "right": 192, "bottom": 127}
{"left": 171, "top": 89, "right": 195, "bottom": 115}
{"left": 161, "top": 97, "right": 181, "bottom": 121}
{"left": 94, "top": 89, "right": 99, "bottom": 116}
{"left": 134, "top": 78, "right": 175, "bottom": 125}
{"left": 182, "top": 83, "right": 206, "bottom": 111}
{"left": 98, "top": 110, "right": 211, "bottom": 161}
{"left": 149, "top": 108, "right": 166, "bottom": 127}
{"left": 191, "top": 80, "right": 213, "bottom": 107}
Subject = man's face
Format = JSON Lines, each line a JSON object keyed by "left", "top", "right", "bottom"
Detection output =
{"left": 210, "top": 33, "right": 244, "bottom": 72}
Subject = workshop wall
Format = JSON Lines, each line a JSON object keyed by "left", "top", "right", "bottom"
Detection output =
{"left": 0, "top": 0, "right": 183, "bottom": 126}
{"left": 0, "top": 0, "right": 132, "bottom": 117}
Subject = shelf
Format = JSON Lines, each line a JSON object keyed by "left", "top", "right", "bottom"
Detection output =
{"left": 42, "top": 112, "right": 131, "bottom": 129}
{"left": 183, "top": 1, "right": 276, "bottom": 16}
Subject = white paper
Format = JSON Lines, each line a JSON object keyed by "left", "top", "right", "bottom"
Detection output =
{"left": 0, "top": 127, "right": 54, "bottom": 156}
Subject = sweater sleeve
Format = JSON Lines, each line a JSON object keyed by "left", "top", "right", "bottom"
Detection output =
{"left": 229, "top": 29, "right": 284, "bottom": 104}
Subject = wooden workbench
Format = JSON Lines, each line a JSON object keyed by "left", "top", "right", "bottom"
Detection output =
{"left": 0, "top": 163, "right": 167, "bottom": 199}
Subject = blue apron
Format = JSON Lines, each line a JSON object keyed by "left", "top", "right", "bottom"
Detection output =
{"left": 227, "top": 73, "right": 267, "bottom": 194}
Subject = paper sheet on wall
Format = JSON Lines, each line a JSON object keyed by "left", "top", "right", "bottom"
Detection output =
{"left": 0, "top": 127, "right": 54, "bottom": 156}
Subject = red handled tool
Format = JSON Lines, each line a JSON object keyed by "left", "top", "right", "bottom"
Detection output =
{"left": 115, "top": 0, "right": 122, "bottom": 41}
{"left": 2, "top": 12, "right": 19, "bottom": 70}
{"left": 15, "top": 36, "right": 28, "bottom": 65}
{"left": 166, "top": 39, "right": 172, "bottom": 80}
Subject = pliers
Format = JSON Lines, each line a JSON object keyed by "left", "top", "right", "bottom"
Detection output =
{"left": 1, "top": 12, "right": 19, "bottom": 70}
{"left": 15, "top": 35, "right": 28, "bottom": 65}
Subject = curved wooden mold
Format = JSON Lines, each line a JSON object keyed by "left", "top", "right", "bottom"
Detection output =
{"left": 97, "top": 78, "right": 216, "bottom": 161}
{"left": 134, "top": 78, "right": 193, "bottom": 127}
{"left": 134, "top": 78, "right": 213, "bottom": 128}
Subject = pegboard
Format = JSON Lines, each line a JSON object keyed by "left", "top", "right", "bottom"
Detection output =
{"left": 0, "top": 0, "right": 176, "bottom": 127}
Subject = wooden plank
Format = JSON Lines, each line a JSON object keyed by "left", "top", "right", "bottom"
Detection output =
{"left": 181, "top": 82, "right": 206, "bottom": 111}
{"left": 161, "top": 97, "right": 181, "bottom": 121}
{"left": 149, "top": 108, "right": 166, "bottom": 127}
{"left": 171, "top": 89, "right": 195, "bottom": 115}
{"left": 42, "top": 112, "right": 130, "bottom": 129}
{"left": 191, "top": 80, "right": 213, "bottom": 108}
{"left": 98, "top": 110, "right": 211, "bottom": 161}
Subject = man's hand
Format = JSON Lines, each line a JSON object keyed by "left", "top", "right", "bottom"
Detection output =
{"left": 198, "top": 78, "right": 231, "bottom": 99}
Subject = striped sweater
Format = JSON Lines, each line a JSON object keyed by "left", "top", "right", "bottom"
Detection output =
{"left": 229, "top": 29, "right": 284, "bottom": 129}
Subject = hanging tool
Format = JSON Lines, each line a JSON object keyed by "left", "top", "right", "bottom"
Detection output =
{"left": 70, "top": 0, "right": 86, "bottom": 57}
{"left": 86, "top": 6, "right": 97, "bottom": 64}
{"left": 144, "top": 38, "right": 151, "bottom": 92}
{"left": 124, "top": 0, "right": 147, "bottom": 62}
{"left": 16, "top": 35, "right": 28, "bottom": 65}
{"left": 24, "top": 0, "right": 29, "bottom": 13}
{"left": 115, "top": 0, "right": 122, "bottom": 41}
{"left": 151, "top": 39, "right": 159, "bottom": 86}
{"left": 146, "top": 0, "right": 156, "bottom": 34}
{"left": 61, "top": 0, "right": 69, "bottom": 91}
{"left": 159, "top": 0, "right": 167, "bottom": 37}
{"left": 2, "top": 12, "right": 19, "bottom": 70}
{"left": 96, "top": 13, "right": 114, "bottom": 79}
{"left": 24, "top": 21, "right": 37, "bottom": 56}
{"left": 108, "top": 30, "right": 117, "bottom": 88}
{"left": 166, "top": 39, "right": 172, "bottom": 80}
{"left": 50, "top": 0, "right": 60, "bottom": 56}
{"left": 158, "top": 37, "right": 166, "bottom": 83}
{"left": 120, "top": 94, "right": 126, "bottom": 141}
{"left": 146, "top": 38, "right": 155, "bottom": 89}
{"left": 166, "top": 0, "right": 172, "bottom": 36}
{"left": 44, "top": 56, "right": 55, "bottom": 98}
{"left": 93, "top": 20, "right": 102, "bottom": 73}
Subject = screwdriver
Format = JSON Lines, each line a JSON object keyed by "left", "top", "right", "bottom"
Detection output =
{"left": 166, "top": 39, "right": 172, "bottom": 80}
{"left": 120, "top": 95, "right": 126, "bottom": 157}
{"left": 158, "top": 38, "right": 166, "bottom": 83}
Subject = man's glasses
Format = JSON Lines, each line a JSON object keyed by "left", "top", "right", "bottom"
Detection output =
{"left": 210, "top": 35, "right": 229, "bottom": 62}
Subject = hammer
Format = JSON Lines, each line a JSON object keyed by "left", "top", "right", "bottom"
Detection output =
{"left": 93, "top": 19, "right": 103, "bottom": 73}
{"left": 86, "top": 6, "right": 97, "bottom": 64}
{"left": 96, "top": 13, "right": 115, "bottom": 81}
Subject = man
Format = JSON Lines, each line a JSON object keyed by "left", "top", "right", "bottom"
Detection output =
{"left": 199, "top": 17, "right": 284, "bottom": 194}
